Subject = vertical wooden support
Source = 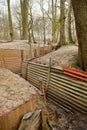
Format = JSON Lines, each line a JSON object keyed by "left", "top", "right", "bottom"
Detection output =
{"left": 25, "top": 62, "right": 29, "bottom": 80}
{"left": 42, "top": 108, "right": 49, "bottom": 130}
{"left": 38, "top": 77, "right": 50, "bottom": 130}
{"left": 39, "top": 78, "right": 43, "bottom": 94}
{"left": 21, "top": 50, "right": 23, "bottom": 62}
{"left": 46, "top": 57, "right": 51, "bottom": 91}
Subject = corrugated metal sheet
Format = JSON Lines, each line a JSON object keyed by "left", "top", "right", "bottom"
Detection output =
{"left": 21, "top": 61, "right": 87, "bottom": 114}
{"left": 27, "top": 63, "right": 48, "bottom": 89}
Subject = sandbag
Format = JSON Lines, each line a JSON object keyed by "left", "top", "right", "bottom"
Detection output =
{"left": 18, "top": 109, "right": 41, "bottom": 130}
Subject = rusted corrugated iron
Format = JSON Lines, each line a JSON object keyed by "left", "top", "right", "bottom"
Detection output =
{"left": 22, "top": 61, "right": 87, "bottom": 114}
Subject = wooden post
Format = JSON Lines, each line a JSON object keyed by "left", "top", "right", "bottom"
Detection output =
{"left": 38, "top": 77, "right": 44, "bottom": 95}
{"left": 21, "top": 50, "right": 23, "bottom": 62}
{"left": 2, "top": 56, "right": 6, "bottom": 68}
{"left": 46, "top": 57, "right": 51, "bottom": 91}
{"left": 42, "top": 108, "right": 50, "bottom": 130}
{"left": 38, "top": 78, "right": 50, "bottom": 130}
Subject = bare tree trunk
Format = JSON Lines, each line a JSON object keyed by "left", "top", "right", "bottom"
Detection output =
{"left": 51, "top": 0, "right": 58, "bottom": 43}
{"left": 52, "top": 0, "right": 54, "bottom": 42}
{"left": 7, "top": 0, "right": 14, "bottom": 41}
{"left": 30, "top": 6, "right": 36, "bottom": 43}
{"left": 59, "top": 0, "right": 66, "bottom": 46}
{"left": 43, "top": 12, "right": 46, "bottom": 44}
{"left": 20, "top": 23, "right": 22, "bottom": 40}
{"left": 72, "top": 0, "right": 87, "bottom": 71}
{"left": 20, "top": 0, "right": 22, "bottom": 39}
{"left": 68, "top": 0, "right": 73, "bottom": 43}
{"left": 21, "top": 0, "right": 29, "bottom": 40}
{"left": 32, "top": 28, "right": 36, "bottom": 43}
{"left": 42, "top": 0, "right": 46, "bottom": 44}
{"left": 20, "top": 0, "right": 23, "bottom": 14}
{"left": 28, "top": 28, "right": 31, "bottom": 43}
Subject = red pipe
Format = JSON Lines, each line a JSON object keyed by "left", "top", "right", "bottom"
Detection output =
{"left": 64, "top": 68, "right": 87, "bottom": 82}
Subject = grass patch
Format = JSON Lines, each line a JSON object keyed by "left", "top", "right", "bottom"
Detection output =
{"left": 71, "top": 60, "right": 78, "bottom": 68}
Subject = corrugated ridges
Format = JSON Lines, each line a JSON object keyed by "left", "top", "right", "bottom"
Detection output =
{"left": 21, "top": 61, "right": 87, "bottom": 114}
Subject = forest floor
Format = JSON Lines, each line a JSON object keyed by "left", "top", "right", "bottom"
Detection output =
{"left": 33, "top": 45, "right": 78, "bottom": 69}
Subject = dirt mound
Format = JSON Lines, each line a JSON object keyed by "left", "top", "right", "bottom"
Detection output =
{"left": 0, "top": 41, "right": 30, "bottom": 50}
{"left": 0, "top": 68, "right": 41, "bottom": 115}
{"left": 33, "top": 45, "right": 78, "bottom": 68}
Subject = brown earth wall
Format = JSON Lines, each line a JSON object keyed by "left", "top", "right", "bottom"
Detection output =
{"left": 0, "top": 96, "right": 37, "bottom": 130}
{"left": 0, "top": 45, "right": 53, "bottom": 73}
{"left": 0, "top": 49, "right": 22, "bottom": 73}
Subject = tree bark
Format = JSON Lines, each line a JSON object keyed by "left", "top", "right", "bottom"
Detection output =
{"left": 40, "top": 0, "right": 46, "bottom": 44}
{"left": 59, "top": 0, "right": 66, "bottom": 46}
{"left": 71, "top": 0, "right": 87, "bottom": 71}
{"left": 68, "top": 0, "right": 73, "bottom": 43}
{"left": 7, "top": 0, "right": 14, "bottom": 41}
{"left": 52, "top": 0, "right": 54, "bottom": 42}
{"left": 21, "top": 0, "right": 29, "bottom": 40}
{"left": 30, "top": 6, "right": 36, "bottom": 43}
{"left": 20, "top": 0, "right": 22, "bottom": 39}
{"left": 52, "top": 0, "right": 58, "bottom": 43}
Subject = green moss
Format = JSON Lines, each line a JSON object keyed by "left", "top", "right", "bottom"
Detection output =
{"left": 71, "top": 60, "right": 78, "bottom": 68}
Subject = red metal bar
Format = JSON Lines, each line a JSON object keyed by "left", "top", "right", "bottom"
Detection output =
{"left": 64, "top": 68, "right": 87, "bottom": 82}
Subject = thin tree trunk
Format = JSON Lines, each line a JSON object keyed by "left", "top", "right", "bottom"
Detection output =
{"left": 68, "top": 0, "right": 73, "bottom": 43}
{"left": 52, "top": 0, "right": 54, "bottom": 42}
{"left": 72, "top": 0, "right": 87, "bottom": 71}
{"left": 43, "top": 13, "right": 46, "bottom": 44}
{"left": 28, "top": 22, "right": 31, "bottom": 43}
{"left": 30, "top": 6, "right": 36, "bottom": 43}
{"left": 59, "top": 0, "right": 66, "bottom": 46}
{"left": 41, "top": 0, "right": 46, "bottom": 44}
{"left": 54, "top": 0, "right": 58, "bottom": 43}
{"left": 51, "top": 0, "right": 57, "bottom": 43}
{"left": 7, "top": 0, "right": 13, "bottom": 41}
{"left": 20, "top": 23, "right": 22, "bottom": 40}
{"left": 20, "top": 0, "right": 22, "bottom": 39}
{"left": 21, "top": 0, "right": 29, "bottom": 40}
{"left": 20, "top": 0, "right": 23, "bottom": 14}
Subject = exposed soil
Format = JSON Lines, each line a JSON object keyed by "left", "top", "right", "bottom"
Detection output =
{"left": 0, "top": 40, "right": 50, "bottom": 50}
{"left": 33, "top": 45, "right": 78, "bottom": 69}
{"left": 0, "top": 41, "right": 30, "bottom": 50}
{"left": 0, "top": 68, "right": 43, "bottom": 116}
{"left": 47, "top": 103, "right": 87, "bottom": 130}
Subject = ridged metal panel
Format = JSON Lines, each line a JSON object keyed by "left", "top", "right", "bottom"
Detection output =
{"left": 48, "top": 71, "right": 87, "bottom": 114}
{"left": 21, "top": 61, "right": 87, "bottom": 114}
{"left": 27, "top": 62, "right": 48, "bottom": 89}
